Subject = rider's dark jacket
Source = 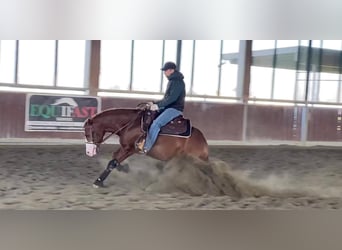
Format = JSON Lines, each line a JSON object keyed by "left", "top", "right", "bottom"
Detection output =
{"left": 154, "top": 70, "right": 186, "bottom": 112}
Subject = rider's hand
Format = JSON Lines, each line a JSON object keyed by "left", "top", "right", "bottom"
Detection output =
{"left": 147, "top": 101, "right": 154, "bottom": 106}
{"left": 150, "top": 104, "right": 159, "bottom": 111}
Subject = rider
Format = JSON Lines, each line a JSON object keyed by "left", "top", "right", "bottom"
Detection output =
{"left": 136, "top": 61, "right": 186, "bottom": 153}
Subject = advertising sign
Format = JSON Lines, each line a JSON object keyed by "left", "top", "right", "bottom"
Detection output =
{"left": 25, "top": 94, "right": 101, "bottom": 131}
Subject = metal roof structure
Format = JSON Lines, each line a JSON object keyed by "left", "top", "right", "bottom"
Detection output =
{"left": 222, "top": 46, "right": 342, "bottom": 74}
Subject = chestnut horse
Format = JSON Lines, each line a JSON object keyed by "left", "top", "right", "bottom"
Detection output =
{"left": 83, "top": 106, "right": 209, "bottom": 188}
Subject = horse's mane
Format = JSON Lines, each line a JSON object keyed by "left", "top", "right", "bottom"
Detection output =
{"left": 84, "top": 107, "right": 145, "bottom": 127}
{"left": 92, "top": 108, "right": 142, "bottom": 119}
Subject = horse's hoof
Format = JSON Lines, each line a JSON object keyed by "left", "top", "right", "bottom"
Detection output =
{"left": 93, "top": 180, "right": 104, "bottom": 188}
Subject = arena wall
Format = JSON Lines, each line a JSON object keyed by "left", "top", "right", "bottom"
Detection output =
{"left": 1, "top": 92, "right": 341, "bottom": 144}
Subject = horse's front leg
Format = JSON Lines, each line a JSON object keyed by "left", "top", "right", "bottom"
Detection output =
{"left": 93, "top": 147, "right": 134, "bottom": 188}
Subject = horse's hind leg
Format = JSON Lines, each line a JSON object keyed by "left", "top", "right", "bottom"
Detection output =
{"left": 93, "top": 147, "right": 134, "bottom": 188}
{"left": 185, "top": 128, "right": 209, "bottom": 161}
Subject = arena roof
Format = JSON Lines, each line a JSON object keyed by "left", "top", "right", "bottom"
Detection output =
{"left": 223, "top": 46, "right": 342, "bottom": 74}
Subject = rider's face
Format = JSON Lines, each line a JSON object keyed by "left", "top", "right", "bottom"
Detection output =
{"left": 164, "top": 69, "right": 174, "bottom": 77}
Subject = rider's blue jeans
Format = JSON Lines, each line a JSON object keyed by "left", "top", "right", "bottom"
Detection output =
{"left": 144, "top": 108, "right": 182, "bottom": 152}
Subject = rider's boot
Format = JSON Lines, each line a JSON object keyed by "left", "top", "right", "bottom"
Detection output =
{"left": 135, "top": 137, "right": 146, "bottom": 154}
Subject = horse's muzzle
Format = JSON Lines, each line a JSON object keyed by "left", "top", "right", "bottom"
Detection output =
{"left": 86, "top": 143, "right": 97, "bottom": 157}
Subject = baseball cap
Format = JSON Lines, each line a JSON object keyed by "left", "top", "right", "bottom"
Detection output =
{"left": 161, "top": 61, "right": 177, "bottom": 71}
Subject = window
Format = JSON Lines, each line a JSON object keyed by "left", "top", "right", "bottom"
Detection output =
{"left": 273, "top": 40, "right": 299, "bottom": 100}
{"left": 100, "top": 40, "right": 132, "bottom": 90}
{"left": 294, "top": 40, "right": 310, "bottom": 101}
{"left": 0, "top": 40, "right": 16, "bottom": 84}
{"left": 192, "top": 40, "right": 221, "bottom": 96}
{"left": 250, "top": 40, "right": 275, "bottom": 99}
{"left": 316, "top": 40, "right": 342, "bottom": 103}
{"left": 220, "top": 40, "right": 239, "bottom": 97}
{"left": 17, "top": 40, "right": 55, "bottom": 86}
{"left": 180, "top": 40, "right": 194, "bottom": 94}
{"left": 161, "top": 40, "right": 177, "bottom": 92}
{"left": 250, "top": 40, "right": 342, "bottom": 103}
{"left": 131, "top": 40, "right": 164, "bottom": 92}
{"left": 57, "top": 40, "right": 87, "bottom": 88}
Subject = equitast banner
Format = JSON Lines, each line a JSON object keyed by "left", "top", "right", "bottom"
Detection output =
{"left": 25, "top": 94, "right": 101, "bottom": 132}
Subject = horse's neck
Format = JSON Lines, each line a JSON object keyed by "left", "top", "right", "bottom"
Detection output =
{"left": 96, "top": 109, "right": 140, "bottom": 131}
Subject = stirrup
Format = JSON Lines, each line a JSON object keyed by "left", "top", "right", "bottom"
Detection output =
{"left": 135, "top": 138, "right": 146, "bottom": 154}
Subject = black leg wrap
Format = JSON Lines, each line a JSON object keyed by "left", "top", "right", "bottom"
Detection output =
{"left": 93, "top": 159, "right": 119, "bottom": 187}
{"left": 108, "top": 159, "right": 119, "bottom": 169}
{"left": 93, "top": 178, "right": 105, "bottom": 188}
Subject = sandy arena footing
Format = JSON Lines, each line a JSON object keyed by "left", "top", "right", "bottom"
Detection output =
{"left": 1, "top": 144, "right": 342, "bottom": 209}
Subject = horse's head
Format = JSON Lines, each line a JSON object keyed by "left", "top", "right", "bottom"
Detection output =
{"left": 83, "top": 108, "right": 144, "bottom": 157}
{"left": 83, "top": 118, "right": 105, "bottom": 157}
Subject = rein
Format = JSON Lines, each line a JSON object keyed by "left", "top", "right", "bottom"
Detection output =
{"left": 101, "top": 119, "right": 131, "bottom": 143}
{"left": 87, "top": 111, "right": 142, "bottom": 144}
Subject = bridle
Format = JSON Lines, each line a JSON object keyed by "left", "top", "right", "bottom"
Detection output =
{"left": 84, "top": 109, "right": 144, "bottom": 157}
{"left": 84, "top": 118, "right": 134, "bottom": 145}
